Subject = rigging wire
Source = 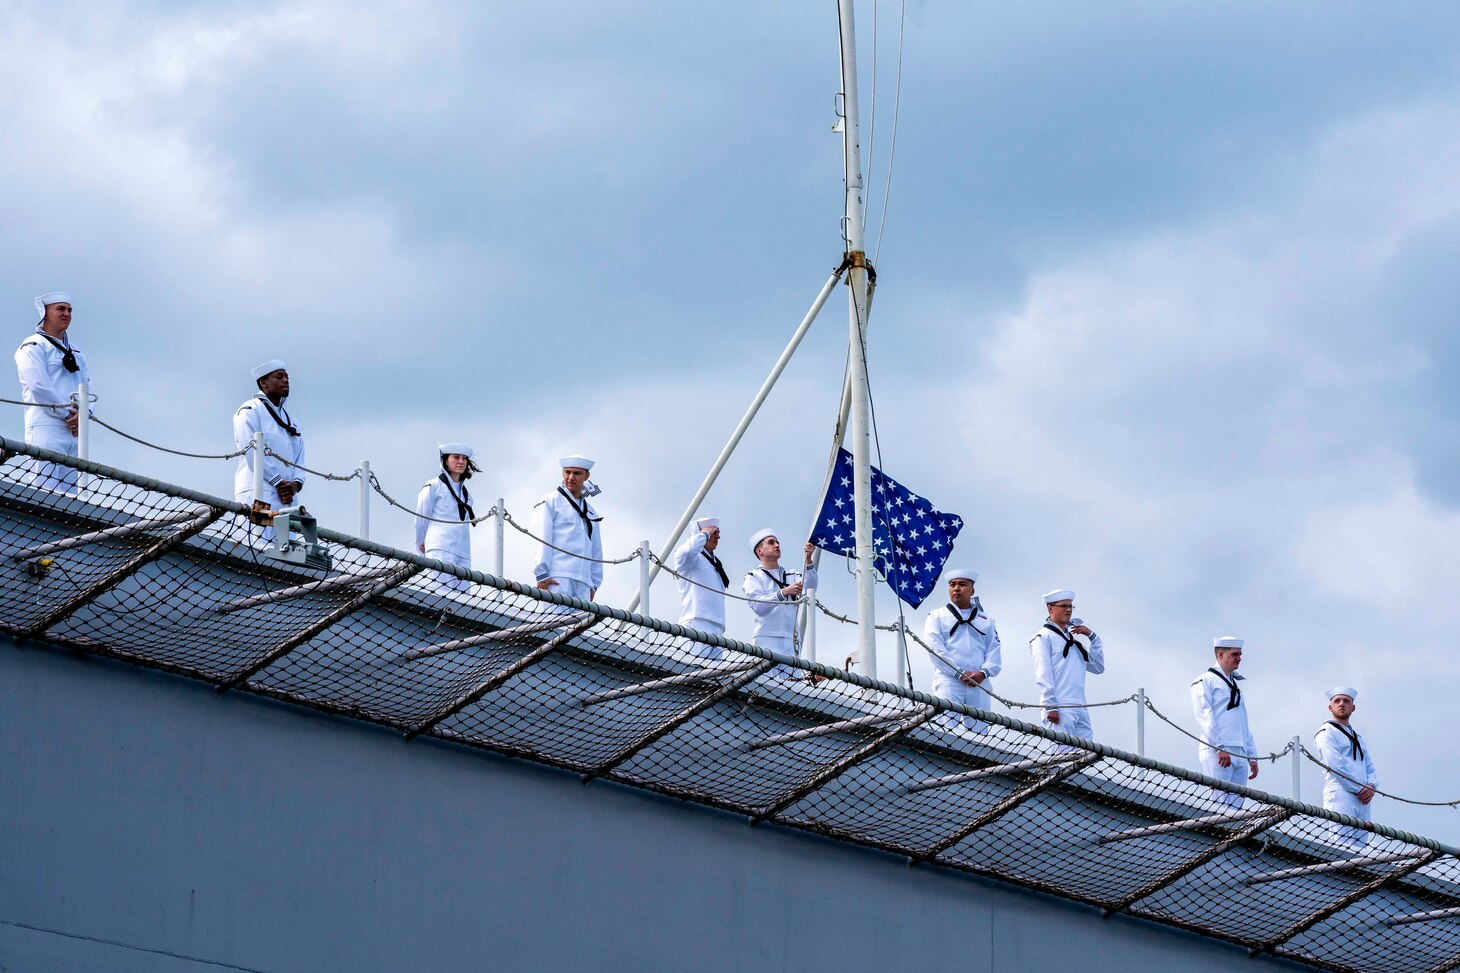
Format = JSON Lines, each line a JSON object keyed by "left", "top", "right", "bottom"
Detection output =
{"left": 872, "top": 0, "right": 906, "bottom": 266}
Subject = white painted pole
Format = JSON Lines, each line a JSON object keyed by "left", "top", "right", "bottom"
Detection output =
{"left": 251, "top": 431, "right": 266, "bottom": 505}
{"left": 895, "top": 620, "right": 909, "bottom": 690}
{"left": 493, "top": 498, "right": 506, "bottom": 576}
{"left": 1136, "top": 687, "right": 1146, "bottom": 757}
{"left": 838, "top": 0, "right": 877, "bottom": 682}
{"left": 803, "top": 588, "right": 817, "bottom": 664}
{"left": 1291, "top": 734, "right": 1302, "bottom": 799}
{"left": 638, "top": 540, "right": 652, "bottom": 617}
{"left": 75, "top": 383, "right": 90, "bottom": 463}
{"left": 359, "top": 460, "right": 371, "bottom": 540}
{"left": 624, "top": 267, "right": 845, "bottom": 613}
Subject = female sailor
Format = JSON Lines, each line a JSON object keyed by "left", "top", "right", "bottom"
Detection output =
{"left": 415, "top": 443, "right": 479, "bottom": 592}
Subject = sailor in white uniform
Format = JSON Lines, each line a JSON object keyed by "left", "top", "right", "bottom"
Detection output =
{"left": 669, "top": 517, "right": 728, "bottom": 657}
{"left": 1030, "top": 589, "right": 1105, "bottom": 742}
{"left": 415, "top": 443, "right": 479, "bottom": 593}
{"left": 741, "top": 529, "right": 816, "bottom": 678}
{"left": 233, "top": 360, "right": 306, "bottom": 531}
{"left": 15, "top": 291, "right": 91, "bottom": 494}
{"left": 1190, "top": 636, "right": 1259, "bottom": 809}
{"left": 533, "top": 455, "right": 603, "bottom": 604}
{"left": 1314, "top": 686, "right": 1377, "bottom": 843}
{"left": 922, "top": 568, "right": 1002, "bottom": 734}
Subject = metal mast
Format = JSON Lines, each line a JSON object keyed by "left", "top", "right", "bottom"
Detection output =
{"left": 837, "top": 0, "right": 878, "bottom": 680}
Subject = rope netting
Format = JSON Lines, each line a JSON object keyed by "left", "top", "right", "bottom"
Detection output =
{"left": 1, "top": 436, "right": 1458, "bottom": 973}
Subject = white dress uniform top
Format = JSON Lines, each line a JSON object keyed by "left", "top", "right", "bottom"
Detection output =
{"left": 1190, "top": 638, "right": 1258, "bottom": 808}
{"left": 670, "top": 519, "right": 728, "bottom": 655}
{"left": 232, "top": 360, "right": 306, "bottom": 510}
{"left": 532, "top": 456, "right": 603, "bottom": 602}
{"left": 415, "top": 444, "right": 476, "bottom": 593}
{"left": 15, "top": 292, "right": 91, "bottom": 494}
{"left": 923, "top": 598, "right": 1003, "bottom": 734}
{"left": 742, "top": 529, "right": 817, "bottom": 673}
{"left": 1314, "top": 688, "right": 1377, "bottom": 829}
{"left": 1030, "top": 619, "right": 1105, "bottom": 741}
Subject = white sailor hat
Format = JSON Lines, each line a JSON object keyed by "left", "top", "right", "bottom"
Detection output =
{"left": 34, "top": 291, "right": 72, "bottom": 318}
{"left": 945, "top": 567, "right": 978, "bottom": 584}
{"left": 438, "top": 443, "right": 474, "bottom": 458}
{"left": 695, "top": 517, "right": 720, "bottom": 530}
{"left": 1326, "top": 686, "right": 1358, "bottom": 702}
{"left": 559, "top": 455, "right": 594, "bottom": 471}
{"left": 1213, "top": 636, "right": 1244, "bottom": 649}
{"left": 1044, "top": 589, "right": 1075, "bottom": 604}
{"left": 748, "top": 528, "right": 777, "bottom": 553}
{"left": 251, "top": 359, "right": 287, "bottom": 381}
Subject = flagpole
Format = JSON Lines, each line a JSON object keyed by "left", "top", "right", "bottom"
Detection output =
{"left": 837, "top": 0, "right": 878, "bottom": 681}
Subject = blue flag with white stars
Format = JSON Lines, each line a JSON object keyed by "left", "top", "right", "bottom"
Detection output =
{"left": 808, "top": 448, "right": 964, "bottom": 608}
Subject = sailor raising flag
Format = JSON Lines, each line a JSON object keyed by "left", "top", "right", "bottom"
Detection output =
{"left": 808, "top": 448, "right": 963, "bottom": 608}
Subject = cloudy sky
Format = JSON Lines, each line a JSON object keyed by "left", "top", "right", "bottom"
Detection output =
{"left": 6, "top": 0, "right": 1460, "bottom": 841}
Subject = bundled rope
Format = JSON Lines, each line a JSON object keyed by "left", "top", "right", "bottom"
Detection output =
{"left": 1298, "top": 744, "right": 1460, "bottom": 809}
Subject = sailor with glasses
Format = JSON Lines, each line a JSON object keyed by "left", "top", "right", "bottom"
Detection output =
{"left": 233, "top": 360, "right": 306, "bottom": 530}
{"left": 922, "top": 568, "right": 1002, "bottom": 733}
{"left": 533, "top": 455, "right": 603, "bottom": 603}
{"left": 415, "top": 443, "right": 480, "bottom": 593}
{"left": 1029, "top": 589, "right": 1105, "bottom": 741}
{"left": 669, "top": 517, "right": 729, "bottom": 657}
{"left": 1314, "top": 687, "right": 1377, "bottom": 838}
{"left": 15, "top": 291, "right": 92, "bottom": 494}
{"left": 1190, "top": 636, "right": 1259, "bottom": 808}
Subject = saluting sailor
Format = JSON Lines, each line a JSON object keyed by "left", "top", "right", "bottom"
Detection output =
{"left": 742, "top": 529, "right": 817, "bottom": 677}
{"left": 233, "top": 360, "right": 306, "bottom": 528}
{"left": 533, "top": 455, "right": 603, "bottom": 603}
{"left": 1314, "top": 686, "right": 1377, "bottom": 839}
{"left": 15, "top": 291, "right": 92, "bottom": 494}
{"left": 1030, "top": 589, "right": 1105, "bottom": 741}
{"left": 415, "top": 443, "right": 479, "bottom": 593}
{"left": 670, "top": 517, "right": 728, "bottom": 657}
{"left": 1190, "top": 636, "right": 1259, "bottom": 808}
{"left": 922, "top": 568, "right": 1002, "bottom": 734}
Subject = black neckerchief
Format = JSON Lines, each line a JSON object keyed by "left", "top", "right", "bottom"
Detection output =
{"left": 761, "top": 567, "right": 794, "bottom": 601}
{"left": 36, "top": 332, "right": 80, "bottom": 373}
{"left": 701, "top": 550, "right": 729, "bottom": 588}
{"left": 438, "top": 473, "right": 475, "bottom": 522}
{"left": 947, "top": 603, "right": 981, "bottom": 638}
{"left": 1044, "top": 621, "right": 1088, "bottom": 662}
{"left": 556, "top": 486, "right": 602, "bottom": 538}
{"left": 1207, "top": 667, "right": 1241, "bottom": 710}
{"left": 255, "top": 395, "right": 300, "bottom": 437}
{"left": 1325, "top": 720, "right": 1364, "bottom": 761}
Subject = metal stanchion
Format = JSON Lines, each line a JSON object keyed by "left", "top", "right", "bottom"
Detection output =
{"left": 359, "top": 460, "right": 370, "bottom": 540}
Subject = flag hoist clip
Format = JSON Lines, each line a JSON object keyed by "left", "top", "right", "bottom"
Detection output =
{"left": 265, "top": 505, "right": 332, "bottom": 571}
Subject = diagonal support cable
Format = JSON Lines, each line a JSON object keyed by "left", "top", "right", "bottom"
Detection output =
{"left": 580, "top": 659, "right": 776, "bottom": 783}
{"left": 1103, "top": 807, "right": 1293, "bottom": 916}
{"left": 21, "top": 507, "right": 222, "bottom": 637}
{"left": 403, "top": 613, "right": 593, "bottom": 661}
{"left": 914, "top": 752, "right": 1101, "bottom": 863}
{"left": 1099, "top": 807, "right": 1275, "bottom": 845}
{"left": 218, "top": 562, "right": 423, "bottom": 691}
{"left": 12, "top": 508, "right": 202, "bottom": 560}
{"left": 1250, "top": 848, "right": 1442, "bottom": 957}
{"left": 752, "top": 705, "right": 937, "bottom": 824}
{"left": 1425, "top": 947, "right": 1460, "bottom": 973}
{"left": 907, "top": 753, "right": 1083, "bottom": 794}
{"left": 747, "top": 709, "right": 907, "bottom": 750}
{"left": 406, "top": 615, "right": 601, "bottom": 740}
{"left": 579, "top": 660, "right": 761, "bottom": 708}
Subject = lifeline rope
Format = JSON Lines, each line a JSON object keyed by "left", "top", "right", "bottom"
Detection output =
{"left": 366, "top": 472, "right": 500, "bottom": 527}
{"left": 501, "top": 509, "right": 642, "bottom": 566}
{"left": 1298, "top": 743, "right": 1460, "bottom": 809}
{"left": 648, "top": 552, "right": 812, "bottom": 607}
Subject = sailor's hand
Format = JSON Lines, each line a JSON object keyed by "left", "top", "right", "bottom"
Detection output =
{"left": 276, "top": 482, "right": 297, "bottom": 504}
{"left": 417, "top": 544, "right": 426, "bottom": 554}
{"left": 781, "top": 581, "right": 804, "bottom": 597}
{"left": 1358, "top": 785, "right": 1375, "bottom": 805}
{"left": 1217, "top": 751, "right": 1233, "bottom": 768}
{"left": 803, "top": 542, "right": 815, "bottom": 563}
{"left": 64, "top": 409, "right": 79, "bottom": 435}
{"left": 537, "top": 578, "right": 559, "bottom": 591}
{"left": 1247, "top": 760, "right": 1259, "bottom": 780}
{"left": 590, "top": 588, "right": 597, "bottom": 600}
{"left": 1046, "top": 709, "right": 1060, "bottom": 724}
{"left": 1071, "top": 624, "right": 1092, "bottom": 637}
{"left": 960, "top": 670, "right": 985, "bottom": 687}
{"left": 705, "top": 527, "right": 720, "bottom": 544}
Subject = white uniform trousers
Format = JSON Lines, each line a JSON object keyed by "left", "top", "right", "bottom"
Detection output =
{"left": 540, "top": 577, "right": 593, "bottom": 615}
{"left": 425, "top": 547, "right": 471, "bottom": 594}
{"left": 26, "top": 425, "right": 79, "bottom": 495}
{"left": 1323, "top": 786, "right": 1374, "bottom": 848}
{"left": 1044, "top": 708, "right": 1093, "bottom": 747}
{"left": 755, "top": 634, "right": 799, "bottom": 679}
{"left": 682, "top": 618, "right": 725, "bottom": 660}
{"left": 1201, "top": 751, "right": 1251, "bottom": 809}
{"left": 932, "top": 673, "right": 993, "bottom": 735}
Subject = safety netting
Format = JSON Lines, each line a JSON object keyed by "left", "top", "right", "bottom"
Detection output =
{"left": 1, "top": 436, "right": 1457, "bottom": 973}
